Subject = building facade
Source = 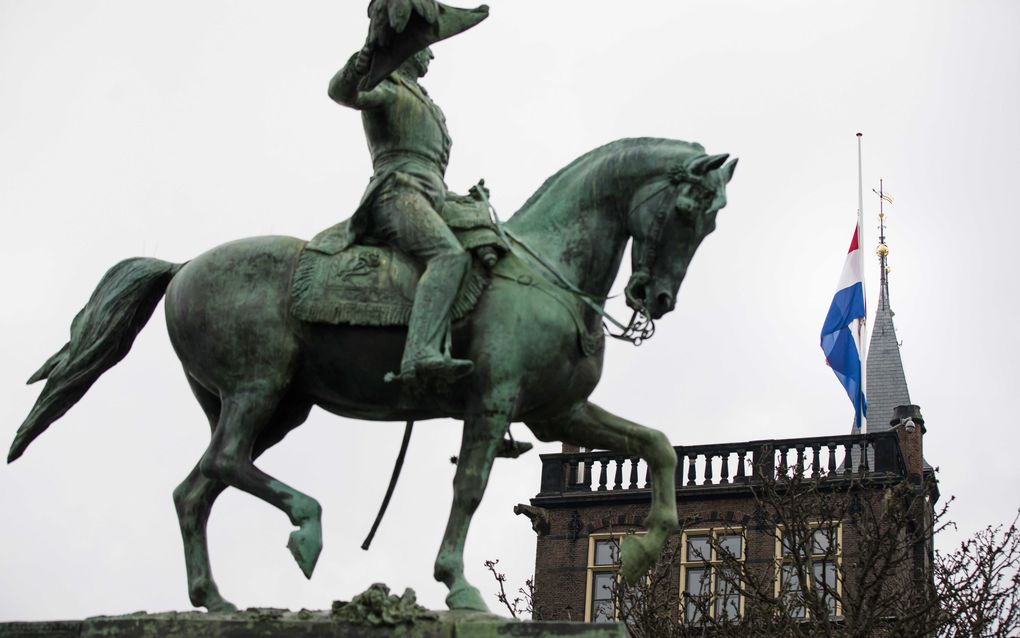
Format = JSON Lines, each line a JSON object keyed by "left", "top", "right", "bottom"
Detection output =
{"left": 521, "top": 235, "right": 938, "bottom": 629}
{"left": 523, "top": 420, "right": 936, "bottom": 625}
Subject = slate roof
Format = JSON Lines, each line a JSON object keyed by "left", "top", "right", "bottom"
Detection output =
{"left": 865, "top": 283, "right": 911, "bottom": 432}
{"left": 847, "top": 268, "right": 931, "bottom": 472}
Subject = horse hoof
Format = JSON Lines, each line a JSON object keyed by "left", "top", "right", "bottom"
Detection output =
{"left": 445, "top": 583, "right": 488, "bottom": 612}
{"left": 287, "top": 522, "right": 322, "bottom": 579}
{"left": 190, "top": 578, "right": 237, "bottom": 613}
{"left": 496, "top": 438, "right": 533, "bottom": 459}
{"left": 620, "top": 535, "right": 655, "bottom": 584}
{"left": 206, "top": 600, "right": 238, "bottom": 614}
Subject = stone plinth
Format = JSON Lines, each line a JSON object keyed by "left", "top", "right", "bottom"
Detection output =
{"left": 0, "top": 609, "right": 627, "bottom": 638}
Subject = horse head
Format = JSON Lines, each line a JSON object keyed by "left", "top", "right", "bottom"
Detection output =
{"left": 625, "top": 152, "right": 737, "bottom": 319}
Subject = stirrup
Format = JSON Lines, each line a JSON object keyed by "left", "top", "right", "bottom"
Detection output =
{"left": 384, "top": 356, "right": 474, "bottom": 385}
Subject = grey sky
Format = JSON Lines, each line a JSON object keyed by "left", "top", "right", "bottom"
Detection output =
{"left": 2, "top": 0, "right": 1018, "bottom": 621}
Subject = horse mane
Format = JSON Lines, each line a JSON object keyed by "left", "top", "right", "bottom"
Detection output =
{"left": 515, "top": 138, "right": 706, "bottom": 215}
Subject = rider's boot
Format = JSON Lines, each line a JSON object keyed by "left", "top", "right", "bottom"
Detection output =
{"left": 396, "top": 250, "right": 474, "bottom": 385}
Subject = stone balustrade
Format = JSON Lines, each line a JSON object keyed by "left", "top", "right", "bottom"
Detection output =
{"left": 537, "top": 431, "right": 907, "bottom": 498}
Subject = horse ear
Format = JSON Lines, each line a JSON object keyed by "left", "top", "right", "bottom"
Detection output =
{"left": 720, "top": 158, "right": 738, "bottom": 184}
{"left": 687, "top": 153, "right": 729, "bottom": 175}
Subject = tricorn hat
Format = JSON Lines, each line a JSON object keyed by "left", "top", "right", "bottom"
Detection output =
{"left": 363, "top": 2, "right": 489, "bottom": 91}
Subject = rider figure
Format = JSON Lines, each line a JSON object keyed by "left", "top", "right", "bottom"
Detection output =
{"left": 329, "top": 47, "right": 474, "bottom": 386}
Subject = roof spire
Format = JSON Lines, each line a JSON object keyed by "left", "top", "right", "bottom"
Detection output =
{"left": 865, "top": 180, "right": 910, "bottom": 432}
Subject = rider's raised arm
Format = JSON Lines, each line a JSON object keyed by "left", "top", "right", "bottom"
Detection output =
{"left": 328, "top": 52, "right": 396, "bottom": 110}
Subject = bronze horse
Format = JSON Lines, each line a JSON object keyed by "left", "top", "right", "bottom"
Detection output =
{"left": 9, "top": 137, "right": 736, "bottom": 612}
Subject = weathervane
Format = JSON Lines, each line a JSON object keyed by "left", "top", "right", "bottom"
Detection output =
{"left": 873, "top": 179, "right": 894, "bottom": 299}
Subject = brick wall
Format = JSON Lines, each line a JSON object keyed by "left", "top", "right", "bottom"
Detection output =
{"left": 530, "top": 487, "right": 919, "bottom": 623}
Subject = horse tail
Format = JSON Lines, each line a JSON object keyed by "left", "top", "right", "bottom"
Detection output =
{"left": 8, "top": 257, "right": 185, "bottom": 463}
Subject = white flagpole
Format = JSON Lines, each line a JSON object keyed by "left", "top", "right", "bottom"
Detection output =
{"left": 856, "top": 133, "right": 868, "bottom": 433}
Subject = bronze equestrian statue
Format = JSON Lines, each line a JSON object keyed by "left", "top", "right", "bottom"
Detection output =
{"left": 328, "top": 15, "right": 481, "bottom": 387}
{"left": 8, "top": 0, "right": 737, "bottom": 614}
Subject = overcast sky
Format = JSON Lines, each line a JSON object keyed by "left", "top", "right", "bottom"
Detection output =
{"left": 2, "top": 0, "right": 1018, "bottom": 622}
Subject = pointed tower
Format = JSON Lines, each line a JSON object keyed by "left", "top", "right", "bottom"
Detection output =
{"left": 866, "top": 280, "right": 911, "bottom": 432}
{"left": 846, "top": 182, "right": 915, "bottom": 472}
{"left": 865, "top": 183, "right": 911, "bottom": 432}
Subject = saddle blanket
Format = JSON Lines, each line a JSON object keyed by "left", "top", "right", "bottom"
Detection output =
{"left": 290, "top": 234, "right": 491, "bottom": 327}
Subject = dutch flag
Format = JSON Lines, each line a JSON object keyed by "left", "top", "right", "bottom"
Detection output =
{"left": 821, "top": 226, "right": 867, "bottom": 430}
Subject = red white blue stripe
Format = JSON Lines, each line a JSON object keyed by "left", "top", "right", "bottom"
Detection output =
{"left": 821, "top": 226, "right": 867, "bottom": 430}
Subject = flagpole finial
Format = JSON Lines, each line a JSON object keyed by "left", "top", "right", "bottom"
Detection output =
{"left": 857, "top": 132, "right": 863, "bottom": 137}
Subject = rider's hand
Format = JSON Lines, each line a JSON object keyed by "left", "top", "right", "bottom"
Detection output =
{"left": 355, "top": 44, "right": 373, "bottom": 76}
{"left": 469, "top": 180, "right": 490, "bottom": 201}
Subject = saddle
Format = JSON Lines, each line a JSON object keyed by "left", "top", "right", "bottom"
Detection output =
{"left": 290, "top": 191, "right": 506, "bottom": 327}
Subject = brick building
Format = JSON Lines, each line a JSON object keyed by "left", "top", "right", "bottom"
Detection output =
{"left": 519, "top": 246, "right": 939, "bottom": 627}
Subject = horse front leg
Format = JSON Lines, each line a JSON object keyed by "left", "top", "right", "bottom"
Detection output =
{"left": 528, "top": 401, "right": 678, "bottom": 583}
{"left": 434, "top": 407, "right": 509, "bottom": 611}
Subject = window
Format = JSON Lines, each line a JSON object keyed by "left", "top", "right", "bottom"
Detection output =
{"left": 775, "top": 524, "right": 841, "bottom": 618}
{"left": 680, "top": 528, "right": 745, "bottom": 624}
{"left": 584, "top": 533, "right": 644, "bottom": 623}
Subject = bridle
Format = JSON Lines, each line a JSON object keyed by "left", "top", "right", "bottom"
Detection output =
{"left": 615, "top": 166, "right": 714, "bottom": 345}
{"left": 478, "top": 165, "right": 714, "bottom": 347}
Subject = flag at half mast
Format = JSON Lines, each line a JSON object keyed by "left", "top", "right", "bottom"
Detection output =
{"left": 821, "top": 226, "right": 868, "bottom": 430}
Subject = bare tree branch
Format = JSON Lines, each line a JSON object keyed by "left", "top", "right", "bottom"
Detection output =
{"left": 489, "top": 472, "right": 1019, "bottom": 637}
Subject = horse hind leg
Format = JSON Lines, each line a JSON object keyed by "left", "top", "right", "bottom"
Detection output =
{"left": 174, "top": 379, "right": 316, "bottom": 611}
{"left": 174, "top": 463, "right": 232, "bottom": 612}
{"left": 173, "top": 377, "right": 232, "bottom": 611}
{"left": 196, "top": 388, "right": 322, "bottom": 577}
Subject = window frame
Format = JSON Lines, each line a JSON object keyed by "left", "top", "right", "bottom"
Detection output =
{"left": 773, "top": 522, "right": 843, "bottom": 619}
{"left": 584, "top": 532, "right": 645, "bottom": 623}
{"left": 678, "top": 526, "right": 747, "bottom": 625}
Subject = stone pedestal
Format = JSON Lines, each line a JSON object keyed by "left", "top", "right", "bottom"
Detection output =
{"left": 0, "top": 609, "right": 626, "bottom": 638}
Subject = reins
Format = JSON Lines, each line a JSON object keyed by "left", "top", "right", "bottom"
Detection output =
{"left": 477, "top": 182, "right": 681, "bottom": 347}
{"left": 364, "top": 178, "right": 683, "bottom": 549}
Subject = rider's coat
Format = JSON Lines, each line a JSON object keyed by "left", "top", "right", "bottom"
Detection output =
{"left": 329, "top": 56, "right": 455, "bottom": 254}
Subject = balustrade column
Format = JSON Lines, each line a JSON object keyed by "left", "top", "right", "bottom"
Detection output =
{"left": 735, "top": 450, "right": 747, "bottom": 483}
{"left": 753, "top": 444, "right": 775, "bottom": 481}
{"left": 566, "top": 459, "right": 579, "bottom": 487}
{"left": 777, "top": 446, "right": 789, "bottom": 478}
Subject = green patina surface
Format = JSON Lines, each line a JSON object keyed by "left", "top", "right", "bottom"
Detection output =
{"left": 8, "top": 0, "right": 738, "bottom": 617}
{"left": 331, "top": 584, "right": 437, "bottom": 626}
